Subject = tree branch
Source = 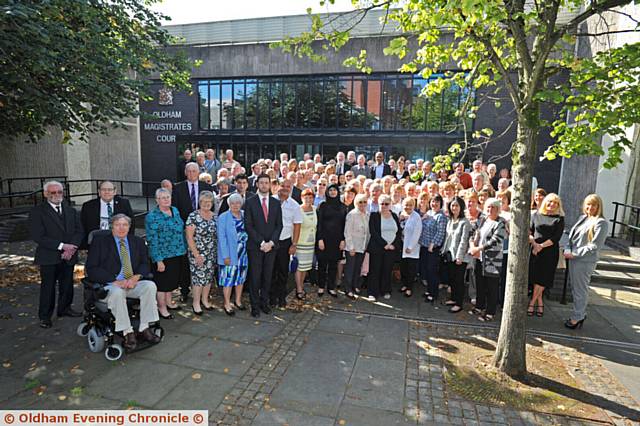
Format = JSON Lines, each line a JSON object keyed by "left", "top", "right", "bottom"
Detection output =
{"left": 575, "top": 28, "right": 639, "bottom": 36}
{"left": 555, "top": 0, "right": 634, "bottom": 38}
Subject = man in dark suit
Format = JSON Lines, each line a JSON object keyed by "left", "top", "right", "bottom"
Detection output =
{"left": 244, "top": 174, "right": 283, "bottom": 318}
{"left": 172, "top": 162, "right": 214, "bottom": 301}
{"left": 85, "top": 214, "right": 160, "bottom": 351}
{"left": 218, "top": 174, "right": 255, "bottom": 215}
{"left": 176, "top": 149, "right": 195, "bottom": 181}
{"left": 80, "top": 181, "right": 134, "bottom": 249}
{"left": 335, "top": 151, "right": 351, "bottom": 175}
{"left": 370, "top": 151, "right": 392, "bottom": 179}
{"left": 29, "top": 181, "right": 84, "bottom": 328}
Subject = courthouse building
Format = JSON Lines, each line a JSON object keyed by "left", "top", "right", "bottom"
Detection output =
{"left": 139, "top": 10, "right": 566, "bottom": 188}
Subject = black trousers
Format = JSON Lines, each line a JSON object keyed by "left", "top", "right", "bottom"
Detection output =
{"left": 248, "top": 249, "right": 277, "bottom": 309}
{"left": 368, "top": 251, "right": 394, "bottom": 298}
{"left": 400, "top": 258, "right": 418, "bottom": 291}
{"left": 180, "top": 254, "right": 191, "bottom": 297}
{"left": 39, "top": 263, "right": 75, "bottom": 321}
{"left": 475, "top": 260, "right": 499, "bottom": 315}
{"left": 271, "top": 238, "right": 291, "bottom": 304}
{"left": 448, "top": 261, "right": 467, "bottom": 307}
{"left": 421, "top": 248, "right": 441, "bottom": 298}
{"left": 343, "top": 252, "right": 365, "bottom": 292}
{"left": 317, "top": 258, "right": 338, "bottom": 291}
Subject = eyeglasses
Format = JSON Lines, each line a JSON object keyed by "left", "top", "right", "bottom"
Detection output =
{"left": 381, "top": 202, "right": 391, "bottom": 206}
{"left": 319, "top": 183, "right": 327, "bottom": 186}
{"left": 48, "top": 191, "right": 63, "bottom": 195}
{"left": 358, "top": 201, "right": 367, "bottom": 205}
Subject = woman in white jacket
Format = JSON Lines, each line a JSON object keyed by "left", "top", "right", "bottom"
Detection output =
{"left": 399, "top": 197, "right": 422, "bottom": 297}
{"left": 343, "top": 194, "right": 370, "bottom": 299}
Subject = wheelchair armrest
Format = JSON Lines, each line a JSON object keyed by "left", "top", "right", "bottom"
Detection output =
{"left": 82, "top": 278, "right": 109, "bottom": 299}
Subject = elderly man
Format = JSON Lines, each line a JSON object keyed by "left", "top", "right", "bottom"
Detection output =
{"left": 29, "top": 181, "right": 84, "bottom": 328}
{"left": 335, "top": 151, "right": 351, "bottom": 175}
{"left": 351, "top": 154, "right": 369, "bottom": 178}
{"left": 370, "top": 152, "right": 391, "bottom": 179}
{"left": 453, "top": 162, "right": 473, "bottom": 189}
{"left": 195, "top": 151, "right": 207, "bottom": 174}
{"left": 222, "top": 149, "right": 240, "bottom": 171}
{"left": 85, "top": 214, "right": 160, "bottom": 351}
{"left": 80, "top": 180, "right": 134, "bottom": 249}
{"left": 346, "top": 151, "right": 357, "bottom": 167}
{"left": 177, "top": 149, "right": 195, "bottom": 180}
{"left": 270, "top": 178, "right": 303, "bottom": 309}
{"left": 422, "top": 161, "right": 438, "bottom": 182}
{"left": 470, "top": 159, "right": 490, "bottom": 183}
{"left": 205, "top": 148, "right": 222, "bottom": 178}
{"left": 161, "top": 179, "right": 173, "bottom": 193}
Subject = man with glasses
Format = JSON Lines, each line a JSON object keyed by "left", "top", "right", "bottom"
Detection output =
{"left": 29, "top": 181, "right": 84, "bottom": 328}
{"left": 80, "top": 180, "right": 134, "bottom": 249}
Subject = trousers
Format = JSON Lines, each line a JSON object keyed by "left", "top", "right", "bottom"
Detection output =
{"left": 105, "top": 280, "right": 159, "bottom": 333}
{"left": 568, "top": 259, "right": 597, "bottom": 321}
{"left": 39, "top": 263, "right": 75, "bottom": 321}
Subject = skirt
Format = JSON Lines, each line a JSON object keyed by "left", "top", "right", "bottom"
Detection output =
{"left": 153, "top": 255, "right": 182, "bottom": 292}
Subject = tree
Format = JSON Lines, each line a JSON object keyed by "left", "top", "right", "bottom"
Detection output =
{"left": 274, "top": 0, "right": 640, "bottom": 377}
{"left": 0, "top": 0, "right": 197, "bottom": 144}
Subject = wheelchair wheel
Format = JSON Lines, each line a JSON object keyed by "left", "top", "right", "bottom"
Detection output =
{"left": 105, "top": 344, "right": 124, "bottom": 361}
{"left": 76, "top": 322, "right": 90, "bottom": 337}
{"left": 87, "top": 327, "right": 105, "bottom": 353}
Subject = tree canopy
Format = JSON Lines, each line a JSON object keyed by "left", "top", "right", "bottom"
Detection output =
{"left": 0, "top": 0, "right": 197, "bottom": 143}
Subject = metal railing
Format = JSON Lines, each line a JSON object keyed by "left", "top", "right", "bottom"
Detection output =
{"left": 610, "top": 201, "right": 640, "bottom": 246}
{"left": 0, "top": 176, "right": 68, "bottom": 208}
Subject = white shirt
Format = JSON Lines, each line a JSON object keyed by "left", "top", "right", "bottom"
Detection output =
{"left": 258, "top": 193, "right": 270, "bottom": 216}
{"left": 276, "top": 196, "right": 303, "bottom": 240}
{"left": 48, "top": 201, "right": 62, "bottom": 214}
{"left": 100, "top": 199, "right": 114, "bottom": 230}
{"left": 375, "top": 163, "right": 384, "bottom": 179}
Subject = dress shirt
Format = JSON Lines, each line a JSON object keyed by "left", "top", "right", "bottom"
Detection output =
{"left": 336, "top": 162, "right": 346, "bottom": 175}
{"left": 188, "top": 180, "right": 199, "bottom": 207}
{"left": 259, "top": 193, "right": 270, "bottom": 216}
{"left": 48, "top": 201, "right": 65, "bottom": 250}
{"left": 100, "top": 199, "right": 113, "bottom": 230}
{"left": 375, "top": 163, "right": 384, "bottom": 179}
{"left": 276, "top": 196, "right": 303, "bottom": 240}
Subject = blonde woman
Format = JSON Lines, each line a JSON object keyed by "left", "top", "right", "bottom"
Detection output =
{"left": 343, "top": 193, "right": 370, "bottom": 298}
{"left": 563, "top": 194, "right": 608, "bottom": 329}
{"left": 528, "top": 193, "right": 565, "bottom": 317}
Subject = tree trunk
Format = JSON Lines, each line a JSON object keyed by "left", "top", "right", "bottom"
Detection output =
{"left": 493, "top": 110, "right": 538, "bottom": 377}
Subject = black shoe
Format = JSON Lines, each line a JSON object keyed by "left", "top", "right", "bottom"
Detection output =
{"left": 192, "top": 306, "right": 203, "bottom": 316}
{"left": 328, "top": 290, "right": 338, "bottom": 298}
{"left": 251, "top": 308, "right": 260, "bottom": 318}
{"left": 261, "top": 305, "right": 272, "bottom": 315}
{"left": 159, "top": 311, "right": 174, "bottom": 320}
{"left": 58, "top": 308, "right": 82, "bottom": 318}
{"left": 224, "top": 306, "right": 235, "bottom": 316}
{"left": 39, "top": 320, "right": 52, "bottom": 329}
{"left": 234, "top": 302, "right": 247, "bottom": 311}
{"left": 564, "top": 318, "right": 585, "bottom": 329}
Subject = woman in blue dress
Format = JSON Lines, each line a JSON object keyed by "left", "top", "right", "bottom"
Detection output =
{"left": 217, "top": 193, "right": 248, "bottom": 316}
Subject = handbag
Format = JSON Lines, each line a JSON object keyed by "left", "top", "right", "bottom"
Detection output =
{"left": 441, "top": 250, "right": 453, "bottom": 264}
{"left": 289, "top": 255, "right": 298, "bottom": 273}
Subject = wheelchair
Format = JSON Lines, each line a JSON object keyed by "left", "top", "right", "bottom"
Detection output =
{"left": 76, "top": 278, "right": 164, "bottom": 361}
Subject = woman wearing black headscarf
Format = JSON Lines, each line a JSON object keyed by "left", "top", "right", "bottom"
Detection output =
{"left": 316, "top": 183, "right": 347, "bottom": 297}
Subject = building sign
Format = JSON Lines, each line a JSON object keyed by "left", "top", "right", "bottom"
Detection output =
{"left": 142, "top": 110, "right": 192, "bottom": 143}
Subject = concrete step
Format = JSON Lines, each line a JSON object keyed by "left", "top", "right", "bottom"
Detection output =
{"left": 597, "top": 257, "right": 640, "bottom": 274}
{"left": 591, "top": 269, "right": 640, "bottom": 287}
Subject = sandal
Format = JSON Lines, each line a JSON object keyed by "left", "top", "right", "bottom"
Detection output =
{"left": 536, "top": 306, "right": 544, "bottom": 317}
{"left": 527, "top": 304, "right": 535, "bottom": 317}
{"left": 296, "top": 292, "right": 306, "bottom": 301}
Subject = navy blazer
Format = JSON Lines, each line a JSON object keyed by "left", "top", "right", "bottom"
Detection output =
{"left": 80, "top": 196, "right": 134, "bottom": 248}
{"left": 85, "top": 233, "right": 151, "bottom": 283}
{"left": 172, "top": 180, "right": 214, "bottom": 222}
{"left": 29, "top": 201, "right": 84, "bottom": 266}
{"left": 244, "top": 194, "right": 283, "bottom": 251}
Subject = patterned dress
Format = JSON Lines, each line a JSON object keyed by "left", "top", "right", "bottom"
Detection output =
{"left": 219, "top": 215, "right": 248, "bottom": 287}
{"left": 186, "top": 210, "right": 217, "bottom": 286}
{"left": 296, "top": 207, "right": 317, "bottom": 272}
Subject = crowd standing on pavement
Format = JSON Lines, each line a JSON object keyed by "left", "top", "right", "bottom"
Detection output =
{"left": 29, "top": 147, "right": 609, "bottom": 350}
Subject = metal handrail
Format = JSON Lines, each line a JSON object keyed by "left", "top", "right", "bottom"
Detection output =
{"left": 0, "top": 176, "right": 68, "bottom": 207}
{"left": 610, "top": 201, "right": 640, "bottom": 246}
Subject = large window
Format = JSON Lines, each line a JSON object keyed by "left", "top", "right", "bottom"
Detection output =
{"left": 197, "top": 73, "right": 472, "bottom": 133}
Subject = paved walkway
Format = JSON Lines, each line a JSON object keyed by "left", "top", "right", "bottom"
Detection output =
{"left": 1, "top": 242, "right": 639, "bottom": 425}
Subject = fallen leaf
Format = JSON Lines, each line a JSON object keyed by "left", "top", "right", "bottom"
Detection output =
{"left": 2, "top": 362, "right": 11, "bottom": 368}
{"left": 58, "top": 395, "right": 67, "bottom": 401}
{"left": 223, "top": 368, "right": 229, "bottom": 373}
{"left": 192, "top": 373, "right": 202, "bottom": 380}
{"left": 338, "top": 420, "right": 346, "bottom": 425}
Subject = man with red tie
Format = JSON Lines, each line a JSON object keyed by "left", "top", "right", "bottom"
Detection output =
{"left": 244, "top": 174, "right": 283, "bottom": 318}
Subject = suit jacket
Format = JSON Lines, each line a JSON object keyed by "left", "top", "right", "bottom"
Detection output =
{"left": 367, "top": 212, "right": 402, "bottom": 255}
{"left": 80, "top": 196, "right": 134, "bottom": 248}
{"left": 218, "top": 191, "right": 256, "bottom": 215}
{"left": 29, "top": 201, "right": 84, "bottom": 266}
{"left": 172, "top": 180, "right": 214, "bottom": 222}
{"left": 85, "top": 233, "right": 151, "bottom": 283}
{"left": 291, "top": 186, "right": 302, "bottom": 204}
{"left": 244, "top": 194, "right": 283, "bottom": 251}
{"left": 248, "top": 175, "right": 259, "bottom": 193}
{"left": 369, "top": 164, "right": 392, "bottom": 180}
{"left": 566, "top": 215, "right": 608, "bottom": 263}
{"left": 335, "top": 162, "right": 351, "bottom": 175}
{"left": 351, "top": 164, "right": 370, "bottom": 178}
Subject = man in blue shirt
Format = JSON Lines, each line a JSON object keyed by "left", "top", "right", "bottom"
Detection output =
{"left": 85, "top": 214, "right": 160, "bottom": 351}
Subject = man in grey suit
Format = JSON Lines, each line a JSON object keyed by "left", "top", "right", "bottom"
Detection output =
{"left": 351, "top": 154, "right": 370, "bottom": 178}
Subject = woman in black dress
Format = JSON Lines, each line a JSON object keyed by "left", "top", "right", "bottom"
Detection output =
{"left": 528, "top": 193, "right": 565, "bottom": 317}
{"left": 316, "top": 184, "right": 347, "bottom": 297}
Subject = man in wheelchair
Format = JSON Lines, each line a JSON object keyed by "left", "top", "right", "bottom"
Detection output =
{"left": 85, "top": 214, "right": 160, "bottom": 351}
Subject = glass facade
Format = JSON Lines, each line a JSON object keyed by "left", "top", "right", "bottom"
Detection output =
{"left": 197, "top": 73, "right": 471, "bottom": 133}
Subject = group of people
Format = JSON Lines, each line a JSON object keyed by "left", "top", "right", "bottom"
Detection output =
{"left": 28, "top": 149, "right": 609, "bottom": 350}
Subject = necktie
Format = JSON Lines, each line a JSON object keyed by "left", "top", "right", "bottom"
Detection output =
{"left": 119, "top": 238, "right": 134, "bottom": 279}
{"left": 190, "top": 183, "right": 196, "bottom": 210}
{"left": 261, "top": 197, "right": 269, "bottom": 222}
{"left": 56, "top": 205, "right": 62, "bottom": 217}
{"left": 107, "top": 203, "right": 113, "bottom": 220}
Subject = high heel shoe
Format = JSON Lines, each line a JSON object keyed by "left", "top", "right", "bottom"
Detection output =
{"left": 159, "top": 311, "right": 174, "bottom": 320}
{"left": 564, "top": 318, "right": 585, "bottom": 329}
{"left": 224, "top": 306, "right": 235, "bottom": 316}
{"left": 536, "top": 306, "right": 544, "bottom": 317}
{"left": 527, "top": 304, "right": 535, "bottom": 317}
{"left": 192, "top": 306, "right": 203, "bottom": 316}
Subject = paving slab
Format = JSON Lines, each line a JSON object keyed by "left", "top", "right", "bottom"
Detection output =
{"left": 344, "top": 355, "right": 406, "bottom": 413}
{"left": 86, "top": 358, "right": 191, "bottom": 407}
{"left": 178, "top": 315, "right": 284, "bottom": 345}
{"left": 336, "top": 403, "right": 415, "bottom": 426}
{"left": 158, "top": 370, "right": 236, "bottom": 411}
{"left": 178, "top": 337, "right": 264, "bottom": 377}
{"left": 315, "top": 311, "right": 370, "bottom": 336}
{"left": 136, "top": 332, "right": 202, "bottom": 363}
{"left": 269, "top": 330, "right": 361, "bottom": 417}
{"left": 360, "top": 316, "right": 408, "bottom": 360}
{"left": 252, "top": 407, "right": 334, "bottom": 426}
